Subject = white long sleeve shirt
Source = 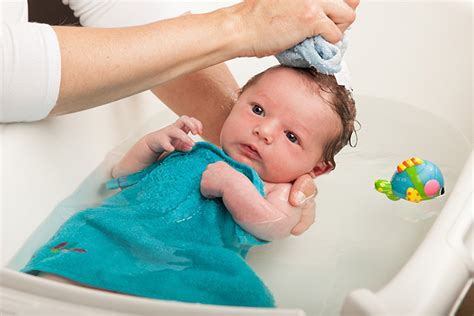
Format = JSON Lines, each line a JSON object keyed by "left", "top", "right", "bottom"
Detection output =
{"left": 1, "top": 1, "right": 61, "bottom": 122}
{"left": 1, "top": 0, "right": 221, "bottom": 123}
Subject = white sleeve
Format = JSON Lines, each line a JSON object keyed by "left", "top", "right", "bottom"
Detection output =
{"left": 1, "top": 22, "right": 61, "bottom": 122}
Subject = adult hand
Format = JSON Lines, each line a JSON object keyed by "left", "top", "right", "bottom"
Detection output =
{"left": 288, "top": 174, "right": 318, "bottom": 235}
{"left": 233, "top": 0, "right": 359, "bottom": 57}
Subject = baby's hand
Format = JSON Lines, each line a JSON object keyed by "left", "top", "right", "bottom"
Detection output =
{"left": 145, "top": 116, "right": 203, "bottom": 154}
{"left": 201, "top": 161, "right": 244, "bottom": 199}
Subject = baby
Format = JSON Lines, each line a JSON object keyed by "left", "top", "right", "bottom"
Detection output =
{"left": 22, "top": 65, "right": 356, "bottom": 307}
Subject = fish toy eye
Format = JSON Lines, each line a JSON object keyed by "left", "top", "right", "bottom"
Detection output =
{"left": 424, "top": 179, "right": 441, "bottom": 197}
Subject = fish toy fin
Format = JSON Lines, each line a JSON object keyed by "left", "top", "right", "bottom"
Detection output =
{"left": 405, "top": 187, "right": 422, "bottom": 203}
{"left": 375, "top": 179, "right": 400, "bottom": 201}
{"left": 396, "top": 157, "right": 424, "bottom": 173}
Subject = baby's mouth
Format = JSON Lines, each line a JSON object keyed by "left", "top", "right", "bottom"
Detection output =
{"left": 239, "top": 144, "right": 261, "bottom": 160}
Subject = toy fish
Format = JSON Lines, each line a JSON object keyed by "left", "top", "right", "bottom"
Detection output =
{"left": 375, "top": 157, "right": 445, "bottom": 203}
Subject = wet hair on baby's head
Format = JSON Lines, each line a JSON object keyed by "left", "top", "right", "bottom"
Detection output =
{"left": 240, "top": 65, "right": 357, "bottom": 171}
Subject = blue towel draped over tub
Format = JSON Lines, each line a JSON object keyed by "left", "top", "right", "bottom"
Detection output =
{"left": 22, "top": 142, "right": 274, "bottom": 307}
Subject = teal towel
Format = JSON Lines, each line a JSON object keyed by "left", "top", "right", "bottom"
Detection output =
{"left": 22, "top": 142, "right": 274, "bottom": 307}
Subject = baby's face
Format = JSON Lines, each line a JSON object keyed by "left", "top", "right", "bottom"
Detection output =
{"left": 220, "top": 67, "right": 341, "bottom": 183}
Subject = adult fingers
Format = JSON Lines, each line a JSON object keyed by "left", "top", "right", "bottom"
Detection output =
{"left": 291, "top": 199, "right": 316, "bottom": 236}
{"left": 316, "top": 16, "right": 343, "bottom": 44}
{"left": 345, "top": 0, "right": 360, "bottom": 10}
{"left": 322, "top": 0, "right": 358, "bottom": 36}
{"left": 322, "top": 0, "right": 356, "bottom": 23}
{"left": 289, "top": 174, "right": 318, "bottom": 207}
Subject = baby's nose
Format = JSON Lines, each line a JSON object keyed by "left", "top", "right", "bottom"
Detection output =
{"left": 253, "top": 127, "right": 273, "bottom": 144}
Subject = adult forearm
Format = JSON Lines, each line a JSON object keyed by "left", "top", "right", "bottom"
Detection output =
{"left": 152, "top": 63, "right": 238, "bottom": 145}
{"left": 49, "top": 0, "right": 359, "bottom": 116}
{"left": 50, "top": 8, "right": 238, "bottom": 116}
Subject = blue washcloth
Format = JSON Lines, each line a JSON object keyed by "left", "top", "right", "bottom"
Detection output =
{"left": 21, "top": 142, "right": 274, "bottom": 307}
{"left": 276, "top": 34, "right": 348, "bottom": 74}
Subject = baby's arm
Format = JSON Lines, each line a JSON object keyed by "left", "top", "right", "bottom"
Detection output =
{"left": 201, "top": 162, "right": 302, "bottom": 241}
{"left": 111, "top": 116, "right": 202, "bottom": 178}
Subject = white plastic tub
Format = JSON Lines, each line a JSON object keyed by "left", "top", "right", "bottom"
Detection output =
{"left": 1, "top": 1, "right": 472, "bottom": 315}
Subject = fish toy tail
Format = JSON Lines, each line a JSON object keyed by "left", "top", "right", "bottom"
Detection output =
{"left": 375, "top": 179, "right": 400, "bottom": 201}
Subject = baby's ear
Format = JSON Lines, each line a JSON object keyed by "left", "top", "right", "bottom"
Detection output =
{"left": 309, "top": 161, "right": 333, "bottom": 178}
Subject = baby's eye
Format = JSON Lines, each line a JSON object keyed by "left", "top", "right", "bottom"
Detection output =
{"left": 252, "top": 104, "right": 265, "bottom": 116}
{"left": 286, "top": 131, "right": 299, "bottom": 144}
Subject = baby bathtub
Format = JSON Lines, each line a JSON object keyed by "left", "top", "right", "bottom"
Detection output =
{"left": 1, "top": 1, "right": 472, "bottom": 315}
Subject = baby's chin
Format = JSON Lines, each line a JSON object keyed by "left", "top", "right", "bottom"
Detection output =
{"left": 254, "top": 168, "right": 298, "bottom": 184}
{"left": 226, "top": 149, "right": 297, "bottom": 183}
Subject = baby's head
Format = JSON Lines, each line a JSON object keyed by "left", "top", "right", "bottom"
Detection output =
{"left": 220, "top": 66, "right": 356, "bottom": 183}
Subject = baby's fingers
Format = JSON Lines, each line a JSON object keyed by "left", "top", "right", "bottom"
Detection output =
{"left": 168, "top": 128, "right": 195, "bottom": 151}
{"left": 145, "top": 130, "right": 174, "bottom": 153}
{"left": 175, "top": 115, "right": 203, "bottom": 135}
{"left": 190, "top": 117, "right": 203, "bottom": 135}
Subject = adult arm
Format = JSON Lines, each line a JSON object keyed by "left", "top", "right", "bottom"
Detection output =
{"left": 151, "top": 63, "right": 237, "bottom": 145}
{"left": 49, "top": 0, "right": 357, "bottom": 116}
